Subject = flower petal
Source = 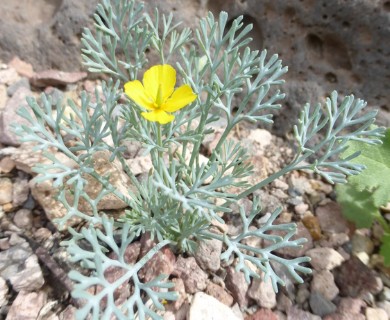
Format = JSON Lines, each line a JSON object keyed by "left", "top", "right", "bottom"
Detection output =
{"left": 141, "top": 110, "right": 175, "bottom": 124}
{"left": 124, "top": 80, "right": 154, "bottom": 110}
{"left": 162, "top": 84, "right": 197, "bottom": 112}
{"left": 143, "top": 65, "right": 176, "bottom": 103}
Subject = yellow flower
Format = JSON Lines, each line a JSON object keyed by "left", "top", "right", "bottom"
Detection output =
{"left": 124, "top": 64, "right": 197, "bottom": 124}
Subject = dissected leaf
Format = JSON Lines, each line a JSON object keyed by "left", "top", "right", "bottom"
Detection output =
{"left": 336, "top": 183, "right": 378, "bottom": 228}
{"left": 341, "top": 129, "right": 390, "bottom": 207}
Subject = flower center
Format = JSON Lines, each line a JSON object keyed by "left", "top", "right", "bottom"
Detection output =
{"left": 155, "top": 83, "right": 163, "bottom": 107}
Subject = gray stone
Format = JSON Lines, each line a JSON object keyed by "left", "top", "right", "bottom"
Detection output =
{"left": 0, "top": 0, "right": 99, "bottom": 72}
{"left": 6, "top": 77, "right": 30, "bottom": 96}
{"left": 309, "top": 291, "right": 337, "bottom": 317}
{"left": 9, "top": 255, "right": 45, "bottom": 292}
{"left": 194, "top": 239, "right": 222, "bottom": 272}
{"left": 311, "top": 270, "right": 339, "bottom": 301}
{"left": 13, "top": 208, "right": 33, "bottom": 229}
{"left": 188, "top": 292, "right": 241, "bottom": 320}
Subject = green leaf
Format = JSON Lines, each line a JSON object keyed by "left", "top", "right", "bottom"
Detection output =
{"left": 336, "top": 183, "right": 378, "bottom": 228}
{"left": 380, "top": 233, "right": 390, "bottom": 266}
{"left": 342, "top": 129, "right": 390, "bottom": 207}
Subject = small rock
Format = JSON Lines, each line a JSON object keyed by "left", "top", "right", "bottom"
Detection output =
{"left": 311, "top": 270, "right": 339, "bottom": 301}
{"left": 139, "top": 245, "right": 175, "bottom": 283}
{"left": 8, "top": 57, "right": 34, "bottom": 78}
{"left": 276, "top": 222, "right": 313, "bottom": 257}
{"left": 0, "top": 276, "right": 8, "bottom": 307}
{"left": 167, "top": 278, "right": 186, "bottom": 311}
{"left": 306, "top": 247, "right": 345, "bottom": 271}
{"left": 0, "top": 156, "right": 15, "bottom": 173}
{"left": 377, "top": 301, "right": 390, "bottom": 318}
{"left": 245, "top": 308, "right": 278, "bottom": 320}
{"left": 58, "top": 305, "right": 77, "bottom": 320}
{"left": 289, "top": 175, "right": 314, "bottom": 195}
{"left": 296, "top": 284, "right": 310, "bottom": 305}
{"left": 365, "top": 307, "right": 388, "bottom": 320}
{"left": 379, "top": 286, "right": 390, "bottom": 301}
{"left": 351, "top": 232, "right": 374, "bottom": 255}
{"left": 44, "top": 87, "right": 65, "bottom": 105}
{"left": 12, "top": 176, "right": 30, "bottom": 207}
{"left": 277, "top": 293, "right": 293, "bottom": 312}
{"left": 13, "top": 209, "right": 33, "bottom": 229}
{"left": 273, "top": 179, "right": 289, "bottom": 191}
{"left": 6, "top": 290, "right": 47, "bottom": 320}
{"left": 225, "top": 267, "right": 249, "bottom": 307}
{"left": 248, "top": 277, "right": 277, "bottom": 309}
{"left": 188, "top": 292, "right": 241, "bottom": 320}
{"left": 246, "top": 129, "right": 273, "bottom": 151}
{"left": 0, "top": 84, "right": 6, "bottom": 109}
{"left": 295, "top": 203, "right": 309, "bottom": 215}
{"left": 0, "top": 87, "right": 32, "bottom": 146}
{"left": 194, "top": 239, "right": 222, "bottom": 272}
{"left": 0, "top": 67, "right": 19, "bottom": 85}
{"left": 31, "top": 70, "right": 87, "bottom": 87}
{"left": 205, "top": 282, "right": 234, "bottom": 306}
{"left": 337, "top": 297, "right": 365, "bottom": 315}
{"left": 9, "top": 255, "right": 45, "bottom": 292}
{"left": 7, "top": 78, "right": 30, "bottom": 96}
{"left": 309, "top": 291, "right": 337, "bottom": 317}
{"left": 327, "top": 233, "right": 350, "bottom": 248}
{"left": 0, "top": 177, "right": 13, "bottom": 205}
{"left": 316, "top": 202, "right": 349, "bottom": 234}
{"left": 126, "top": 156, "right": 153, "bottom": 175}
{"left": 301, "top": 215, "right": 322, "bottom": 241}
{"left": 286, "top": 306, "right": 321, "bottom": 320}
{"left": 335, "top": 256, "right": 382, "bottom": 297}
{"left": 172, "top": 256, "right": 208, "bottom": 294}
{"left": 355, "top": 251, "right": 370, "bottom": 265}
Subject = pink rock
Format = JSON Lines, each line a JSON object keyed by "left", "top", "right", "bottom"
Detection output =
{"left": 205, "top": 281, "right": 234, "bottom": 307}
{"left": 139, "top": 245, "right": 176, "bottom": 283}
{"left": 172, "top": 256, "right": 207, "bottom": 294}
{"left": 316, "top": 202, "right": 350, "bottom": 234}
{"left": 248, "top": 277, "right": 276, "bottom": 309}
{"left": 286, "top": 306, "right": 321, "bottom": 320}
{"left": 166, "top": 278, "right": 187, "bottom": 311}
{"left": 245, "top": 308, "right": 278, "bottom": 320}
{"left": 31, "top": 69, "right": 87, "bottom": 87}
{"left": 8, "top": 57, "right": 34, "bottom": 78}
{"left": 225, "top": 267, "right": 249, "bottom": 308}
{"left": 337, "top": 297, "right": 366, "bottom": 315}
{"left": 0, "top": 87, "right": 32, "bottom": 146}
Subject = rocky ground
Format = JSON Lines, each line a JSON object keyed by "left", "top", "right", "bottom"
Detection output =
{"left": 1, "top": 58, "right": 390, "bottom": 320}
{"left": 0, "top": 0, "right": 390, "bottom": 320}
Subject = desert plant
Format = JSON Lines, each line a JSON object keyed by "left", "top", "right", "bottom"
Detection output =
{"left": 14, "top": 0, "right": 385, "bottom": 319}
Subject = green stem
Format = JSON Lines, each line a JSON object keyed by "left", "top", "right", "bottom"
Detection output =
{"left": 237, "top": 164, "right": 295, "bottom": 200}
